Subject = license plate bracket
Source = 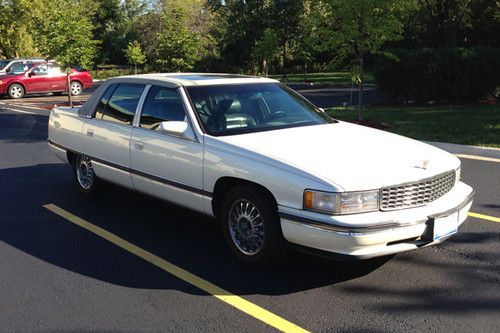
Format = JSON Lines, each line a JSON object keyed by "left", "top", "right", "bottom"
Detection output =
{"left": 424, "top": 212, "right": 459, "bottom": 241}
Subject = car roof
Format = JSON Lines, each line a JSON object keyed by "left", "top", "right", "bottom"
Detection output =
{"left": 112, "top": 73, "right": 279, "bottom": 87}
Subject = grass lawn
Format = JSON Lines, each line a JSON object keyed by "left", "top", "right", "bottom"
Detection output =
{"left": 269, "top": 71, "right": 375, "bottom": 85}
{"left": 327, "top": 104, "right": 500, "bottom": 148}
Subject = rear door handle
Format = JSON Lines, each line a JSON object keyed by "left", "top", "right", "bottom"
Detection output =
{"left": 86, "top": 129, "right": 94, "bottom": 137}
{"left": 134, "top": 141, "right": 144, "bottom": 150}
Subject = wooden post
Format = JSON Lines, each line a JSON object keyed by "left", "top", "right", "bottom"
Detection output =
{"left": 66, "top": 71, "right": 73, "bottom": 108}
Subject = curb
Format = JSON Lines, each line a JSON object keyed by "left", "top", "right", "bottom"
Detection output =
{"left": 424, "top": 141, "right": 500, "bottom": 159}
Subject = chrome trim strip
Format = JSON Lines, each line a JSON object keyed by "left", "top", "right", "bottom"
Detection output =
{"left": 48, "top": 139, "right": 212, "bottom": 198}
{"left": 133, "top": 84, "right": 152, "bottom": 127}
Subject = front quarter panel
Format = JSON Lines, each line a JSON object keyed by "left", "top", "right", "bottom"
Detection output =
{"left": 203, "top": 135, "right": 338, "bottom": 214}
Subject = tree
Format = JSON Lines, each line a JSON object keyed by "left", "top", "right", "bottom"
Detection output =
{"left": 30, "top": 0, "right": 99, "bottom": 68}
{"left": 124, "top": 40, "right": 146, "bottom": 74}
{"left": 255, "top": 29, "right": 280, "bottom": 76}
{"left": 154, "top": 0, "right": 215, "bottom": 72}
{"left": 322, "top": 0, "right": 417, "bottom": 121}
{"left": 271, "top": 0, "right": 303, "bottom": 79}
{"left": 0, "top": 0, "right": 39, "bottom": 58}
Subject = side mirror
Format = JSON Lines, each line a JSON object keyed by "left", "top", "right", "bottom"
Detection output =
{"left": 158, "top": 121, "right": 196, "bottom": 141}
{"left": 26, "top": 71, "right": 33, "bottom": 77}
{"left": 318, "top": 107, "right": 325, "bottom": 113}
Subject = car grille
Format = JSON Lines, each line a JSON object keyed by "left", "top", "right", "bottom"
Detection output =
{"left": 380, "top": 171, "right": 455, "bottom": 211}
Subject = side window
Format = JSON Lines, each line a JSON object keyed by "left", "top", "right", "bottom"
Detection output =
{"left": 48, "top": 65, "right": 64, "bottom": 76}
{"left": 32, "top": 64, "right": 48, "bottom": 75}
{"left": 95, "top": 84, "right": 117, "bottom": 119}
{"left": 101, "top": 84, "right": 145, "bottom": 125}
{"left": 140, "top": 86, "right": 186, "bottom": 130}
{"left": 9, "top": 62, "right": 29, "bottom": 74}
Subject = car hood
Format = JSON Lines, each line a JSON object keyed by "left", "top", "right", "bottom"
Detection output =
{"left": 214, "top": 122, "right": 460, "bottom": 191}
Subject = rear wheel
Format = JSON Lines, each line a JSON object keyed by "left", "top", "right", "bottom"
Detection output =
{"left": 73, "top": 154, "right": 99, "bottom": 195}
{"left": 221, "top": 185, "right": 287, "bottom": 265}
{"left": 70, "top": 81, "right": 83, "bottom": 96}
{"left": 8, "top": 84, "right": 24, "bottom": 99}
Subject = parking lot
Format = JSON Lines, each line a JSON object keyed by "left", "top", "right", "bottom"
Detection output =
{"left": 0, "top": 92, "right": 499, "bottom": 332}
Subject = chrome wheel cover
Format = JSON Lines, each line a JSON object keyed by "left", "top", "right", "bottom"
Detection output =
{"left": 10, "top": 85, "right": 23, "bottom": 98}
{"left": 70, "top": 82, "right": 82, "bottom": 95}
{"left": 228, "top": 199, "right": 265, "bottom": 256}
{"left": 76, "top": 155, "right": 94, "bottom": 190}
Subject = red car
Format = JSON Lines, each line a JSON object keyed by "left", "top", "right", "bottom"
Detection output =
{"left": 0, "top": 62, "right": 93, "bottom": 99}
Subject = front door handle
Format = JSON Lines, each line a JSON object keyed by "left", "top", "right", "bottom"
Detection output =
{"left": 86, "top": 129, "right": 94, "bottom": 137}
{"left": 134, "top": 141, "right": 144, "bottom": 150}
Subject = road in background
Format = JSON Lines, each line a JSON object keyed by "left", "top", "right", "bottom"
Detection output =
{"left": 0, "top": 102, "right": 498, "bottom": 332}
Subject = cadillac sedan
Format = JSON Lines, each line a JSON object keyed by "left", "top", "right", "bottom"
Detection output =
{"left": 48, "top": 74, "right": 474, "bottom": 264}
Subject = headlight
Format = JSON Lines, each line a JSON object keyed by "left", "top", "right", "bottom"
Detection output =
{"left": 304, "top": 189, "right": 379, "bottom": 214}
{"left": 455, "top": 166, "right": 461, "bottom": 185}
{"left": 0, "top": 80, "right": 3, "bottom": 85}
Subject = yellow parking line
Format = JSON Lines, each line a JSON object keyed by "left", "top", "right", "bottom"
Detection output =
{"left": 455, "top": 154, "right": 500, "bottom": 163}
{"left": 43, "top": 204, "right": 309, "bottom": 333}
{"left": 468, "top": 212, "right": 500, "bottom": 223}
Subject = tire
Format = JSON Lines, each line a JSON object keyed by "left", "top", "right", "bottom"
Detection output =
{"left": 70, "top": 81, "right": 83, "bottom": 96}
{"left": 221, "top": 185, "right": 288, "bottom": 265}
{"left": 8, "top": 84, "right": 25, "bottom": 99}
{"left": 73, "top": 154, "right": 99, "bottom": 195}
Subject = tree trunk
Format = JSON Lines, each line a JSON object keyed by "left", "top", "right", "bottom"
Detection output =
{"left": 281, "top": 38, "right": 287, "bottom": 81}
{"left": 303, "top": 60, "right": 307, "bottom": 82}
{"left": 66, "top": 72, "right": 73, "bottom": 108}
{"left": 358, "top": 54, "right": 364, "bottom": 122}
{"left": 134, "top": 64, "right": 137, "bottom": 75}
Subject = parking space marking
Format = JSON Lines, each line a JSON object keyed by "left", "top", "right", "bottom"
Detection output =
{"left": 43, "top": 203, "right": 309, "bottom": 333}
{"left": 455, "top": 154, "right": 500, "bottom": 163}
{"left": 468, "top": 212, "right": 500, "bottom": 223}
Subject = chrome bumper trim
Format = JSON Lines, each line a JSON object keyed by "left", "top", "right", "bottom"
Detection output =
{"left": 279, "top": 190, "right": 474, "bottom": 235}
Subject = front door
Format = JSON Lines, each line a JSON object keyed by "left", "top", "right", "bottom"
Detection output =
{"left": 25, "top": 64, "right": 49, "bottom": 93}
{"left": 130, "top": 85, "right": 204, "bottom": 211}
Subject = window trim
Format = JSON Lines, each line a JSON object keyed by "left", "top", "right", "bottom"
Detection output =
{"left": 134, "top": 85, "right": 200, "bottom": 143}
{"left": 95, "top": 83, "right": 147, "bottom": 126}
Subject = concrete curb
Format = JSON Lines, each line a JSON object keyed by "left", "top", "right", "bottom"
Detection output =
{"left": 424, "top": 141, "right": 500, "bottom": 159}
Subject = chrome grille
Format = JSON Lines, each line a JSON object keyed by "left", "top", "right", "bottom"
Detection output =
{"left": 380, "top": 171, "right": 455, "bottom": 211}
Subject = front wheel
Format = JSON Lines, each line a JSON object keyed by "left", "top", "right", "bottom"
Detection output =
{"left": 73, "top": 154, "right": 99, "bottom": 195}
{"left": 221, "top": 186, "right": 287, "bottom": 265}
{"left": 70, "top": 81, "right": 83, "bottom": 96}
{"left": 8, "top": 84, "right": 25, "bottom": 99}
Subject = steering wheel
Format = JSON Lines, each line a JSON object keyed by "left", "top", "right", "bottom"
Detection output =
{"left": 266, "top": 111, "right": 287, "bottom": 121}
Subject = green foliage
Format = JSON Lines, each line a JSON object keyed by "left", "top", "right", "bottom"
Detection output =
{"left": 29, "top": 0, "right": 99, "bottom": 68}
{"left": 153, "top": 0, "right": 209, "bottom": 72}
{"left": 372, "top": 47, "right": 500, "bottom": 103}
{"left": 0, "top": 0, "right": 39, "bottom": 58}
{"left": 124, "top": 40, "right": 146, "bottom": 66}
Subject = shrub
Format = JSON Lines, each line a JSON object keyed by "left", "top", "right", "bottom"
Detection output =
{"left": 372, "top": 48, "right": 500, "bottom": 103}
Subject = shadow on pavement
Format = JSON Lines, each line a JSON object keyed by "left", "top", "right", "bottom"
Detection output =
{"left": 0, "top": 163, "right": 391, "bottom": 296}
{"left": 0, "top": 113, "right": 48, "bottom": 143}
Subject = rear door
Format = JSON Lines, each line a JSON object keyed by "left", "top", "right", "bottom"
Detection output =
{"left": 47, "top": 64, "right": 67, "bottom": 91}
{"left": 130, "top": 85, "right": 205, "bottom": 211}
{"left": 81, "top": 83, "right": 146, "bottom": 188}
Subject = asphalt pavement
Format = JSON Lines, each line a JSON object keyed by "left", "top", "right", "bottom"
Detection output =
{"left": 0, "top": 99, "right": 499, "bottom": 332}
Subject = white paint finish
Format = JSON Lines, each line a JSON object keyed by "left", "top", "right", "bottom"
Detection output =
{"left": 130, "top": 127, "right": 204, "bottom": 212}
{"left": 81, "top": 119, "right": 133, "bottom": 188}
{"left": 216, "top": 121, "right": 460, "bottom": 191}
{"left": 47, "top": 76, "right": 475, "bottom": 258}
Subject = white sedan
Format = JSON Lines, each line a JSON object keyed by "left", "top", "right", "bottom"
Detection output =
{"left": 48, "top": 73, "right": 474, "bottom": 264}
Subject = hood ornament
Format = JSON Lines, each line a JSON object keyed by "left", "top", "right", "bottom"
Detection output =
{"left": 414, "top": 159, "right": 429, "bottom": 170}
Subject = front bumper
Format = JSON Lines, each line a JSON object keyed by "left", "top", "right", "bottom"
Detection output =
{"left": 279, "top": 181, "right": 474, "bottom": 259}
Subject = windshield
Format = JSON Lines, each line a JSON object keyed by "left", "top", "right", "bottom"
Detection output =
{"left": 186, "top": 83, "right": 333, "bottom": 136}
{"left": 0, "top": 60, "right": 10, "bottom": 70}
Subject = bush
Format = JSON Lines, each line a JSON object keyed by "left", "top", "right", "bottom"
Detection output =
{"left": 372, "top": 48, "right": 500, "bottom": 103}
